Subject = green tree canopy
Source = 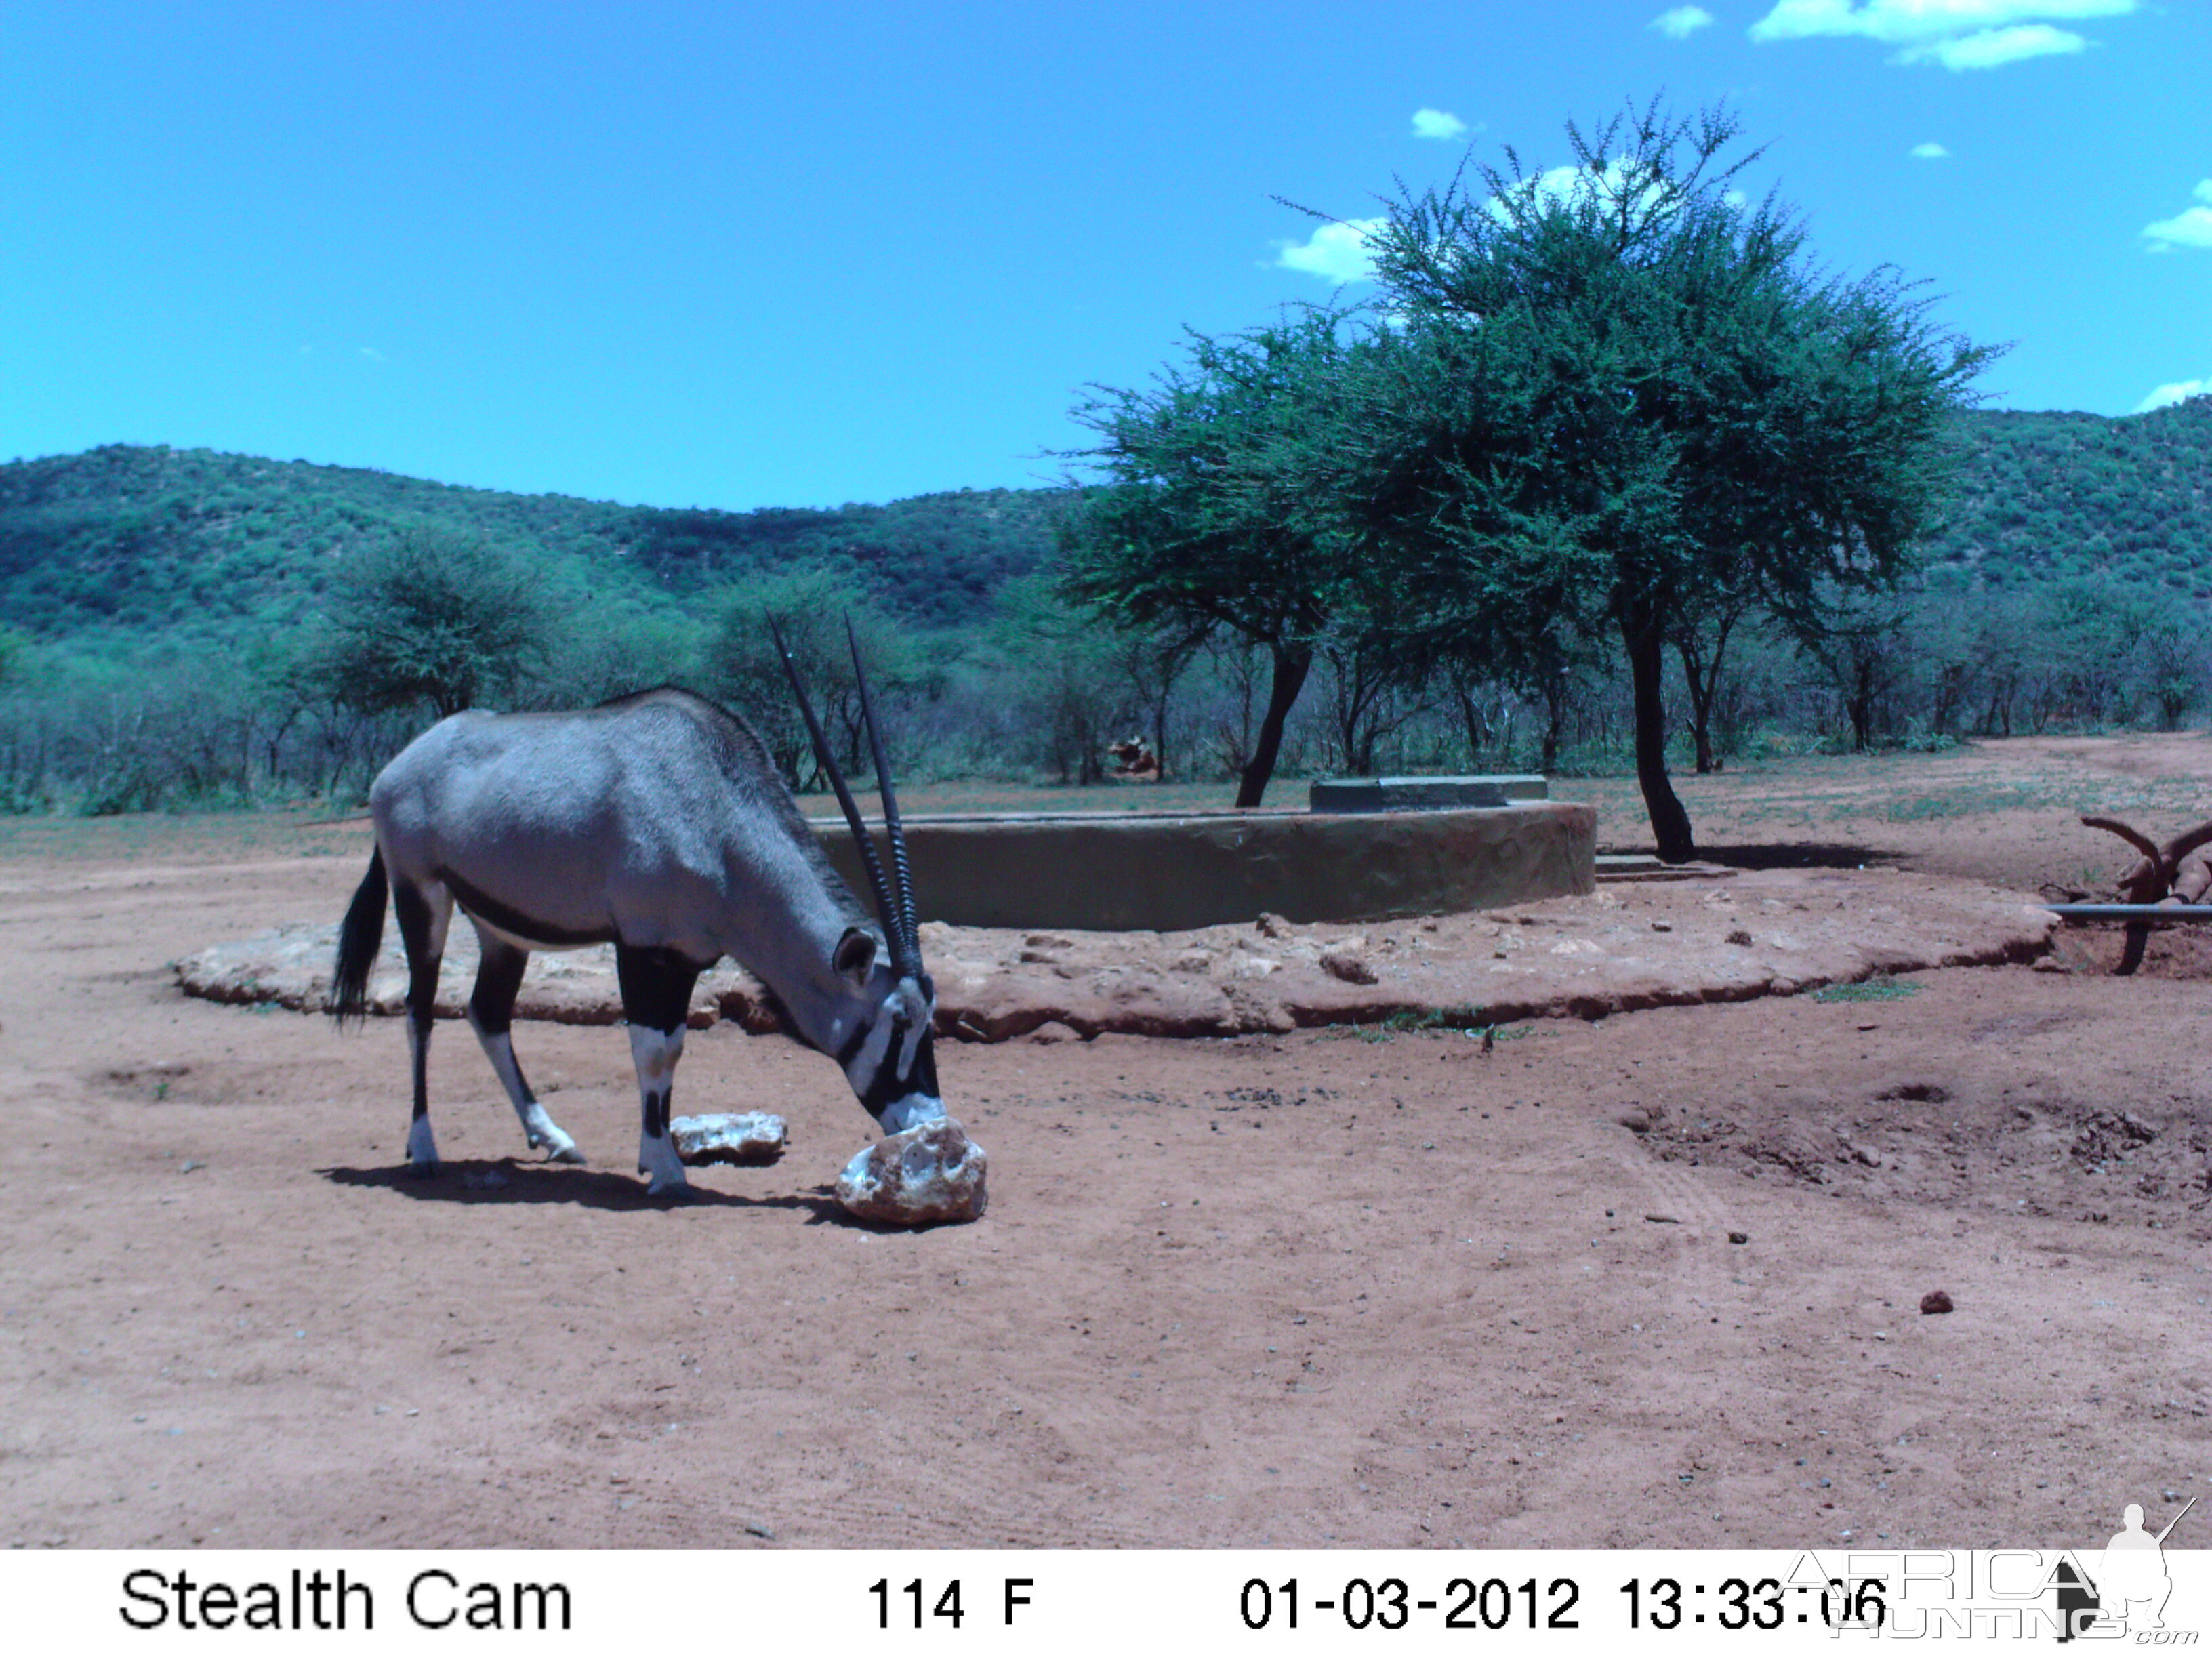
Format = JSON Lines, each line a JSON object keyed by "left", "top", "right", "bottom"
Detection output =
{"left": 1057, "top": 307, "right": 1402, "bottom": 806}
{"left": 698, "top": 562, "right": 927, "bottom": 790}
{"left": 314, "top": 531, "right": 550, "bottom": 719}
{"left": 1357, "top": 100, "right": 1998, "bottom": 858}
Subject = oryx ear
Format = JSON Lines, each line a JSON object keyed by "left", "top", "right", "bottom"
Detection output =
{"left": 832, "top": 926, "right": 878, "bottom": 987}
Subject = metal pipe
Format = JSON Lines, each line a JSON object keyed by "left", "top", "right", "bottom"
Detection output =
{"left": 2043, "top": 904, "right": 2212, "bottom": 922}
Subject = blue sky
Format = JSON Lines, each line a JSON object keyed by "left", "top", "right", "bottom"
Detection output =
{"left": 1, "top": 1, "right": 2203, "bottom": 512}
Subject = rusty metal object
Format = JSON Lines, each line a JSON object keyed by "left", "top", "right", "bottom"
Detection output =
{"left": 2045, "top": 904, "right": 2212, "bottom": 921}
{"left": 2078, "top": 815, "right": 2212, "bottom": 974}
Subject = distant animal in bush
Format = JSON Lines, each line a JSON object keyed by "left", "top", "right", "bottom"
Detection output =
{"left": 1107, "top": 736, "right": 1160, "bottom": 782}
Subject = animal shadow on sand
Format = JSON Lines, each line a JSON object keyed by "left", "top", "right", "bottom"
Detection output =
{"left": 321, "top": 1158, "right": 851, "bottom": 1222}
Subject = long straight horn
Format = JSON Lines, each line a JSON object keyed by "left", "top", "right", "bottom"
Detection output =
{"left": 771, "top": 619, "right": 904, "bottom": 968}
{"left": 846, "top": 617, "right": 921, "bottom": 972}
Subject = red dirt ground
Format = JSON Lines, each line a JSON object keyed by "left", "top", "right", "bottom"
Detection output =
{"left": 3, "top": 734, "right": 2207, "bottom": 1551}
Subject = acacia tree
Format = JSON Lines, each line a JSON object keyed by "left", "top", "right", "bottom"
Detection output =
{"left": 1058, "top": 308, "right": 1397, "bottom": 806}
{"left": 1359, "top": 100, "right": 1996, "bottom": 859}
{"left": 701, "top": 562, "right": 922, "bottom": 788}
{"left": 316, "top": 531, "right": 550, "bottom": 718}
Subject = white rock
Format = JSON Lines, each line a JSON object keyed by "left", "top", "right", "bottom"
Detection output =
{"left": 834, "top": 1118, "right": 988, "bottom": 1226}
{"left": 669, "top": 1113, "right": 787, "bottom": 1166}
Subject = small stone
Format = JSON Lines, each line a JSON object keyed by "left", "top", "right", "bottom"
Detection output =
{"left": 1319, "top": 945, "right": 1378, "bottom": 985}
{"left": 2032, "top": 956, "right": 2070, "bottom": 975}
{"left": 179, "top": 1160, "right": 205, "bottom": 1174}
{"left": 670, "top": 1113, "right": 787, "bottom": 1166}
{"left": 1725, "top": 928, "right": 1753, "bottom": 947}
{"left": 1920, "top": 1290, "right": 1954, "bottom": 1315}
{"left": 1650, "top": 920, "right": 1673, "bottom": 933}
{"left": 1255, "top": 912, "right": 1293, "bottom": 939}
{"left": 1026, "top": 1021, "right": 1080, "bottom": 1045}
{"left": 1727, "top": 1231, "right": 1748, "bottom": 1245}
{"left": 1615, "top": 1108, "right": 1650, "bottom": 1132}
{"left": 835, "top": 1118, "right": 988, "bottom": 1226}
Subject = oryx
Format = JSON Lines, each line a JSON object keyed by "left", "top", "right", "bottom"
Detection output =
{"left": 329, "top": 632, "right": 941, "bottom": 1195}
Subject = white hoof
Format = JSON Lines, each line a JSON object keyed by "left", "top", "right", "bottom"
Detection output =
{"left": 523, "top": 1107, "right": 583, "bottom": 1164}
{"left": 406, "top": 1116, "right": 440, "bottom": 1175}
{"left": 638, "top": 1133, "right": 688, "bottom": 1196}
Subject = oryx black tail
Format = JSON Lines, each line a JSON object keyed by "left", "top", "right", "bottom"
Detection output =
{"left": 331, "top": 846, "right": 388, "bottom": 1026}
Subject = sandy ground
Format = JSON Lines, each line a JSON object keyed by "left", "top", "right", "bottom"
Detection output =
{"left": 3, "top": 733, "right": 2209, "bottom": 1551}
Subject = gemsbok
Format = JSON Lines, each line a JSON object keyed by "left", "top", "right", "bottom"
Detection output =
{"left": 329, "top": 628, "right": 943, "bottom": 1195}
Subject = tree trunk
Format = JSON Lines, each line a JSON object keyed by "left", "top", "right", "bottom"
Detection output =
{"left": 1540, "top": 673, "right": 1567, "bottom": 772}
{"left": 1848, "top": 657, "right": 1877, "bottom": 751}
{"left": 1623, "top": 600, "right": 1696, "bottom": 862}
{"left": 1675, "top": 608, "right": 1739, "bottom": 777}
{"left": 1235, "top": 643, "right": 1313, "bottom": 808}
{"left": 1679, "top": 638, "right": 1718, "bottom": 775}
{"left": 1454, "top": 686, "right": 1488, "bottom": 767}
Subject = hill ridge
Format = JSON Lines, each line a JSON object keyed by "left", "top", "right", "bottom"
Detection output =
{"left": 4, "top": 398, "right": 2209, "bottom": 647}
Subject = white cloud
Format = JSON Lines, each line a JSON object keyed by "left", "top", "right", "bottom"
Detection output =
{"left": 2134, "top": 378, "right": 2211, "bottom": 413}
{"left": 1280, "top": 157, "right": 1750, "bottom": 285}
{"left": 1750, "top": 0, "right": 2134, "bottom": 42}
{"left": 1900, "top": 23, "right": 2085, "bottom": 66}
{"left": 1412, "top": 107, "right": 1469, "bottom": 141}
{"left": 1750, "top": 1, "right": 2133, "bottom": 67}
{"left": 358, "top": 346, "right": 385, "bottom": 361}
{"left": 1275, "top": 218, "right": 1385, "bottom": 284}
{"left": 1910, "top": 142, "right": 1951, "bottom": 159}
{"left": 1508, "top": 157, "right": 1677, "bottom": 220}
{"left": 2143, "top": 179, "right": 2212, "bottom": 251}
{"left": 1651, "top": 6, "right": 1717, "bottom": 37}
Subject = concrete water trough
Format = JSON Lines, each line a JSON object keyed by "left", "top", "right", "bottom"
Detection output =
{"left": 815, "top": 778, "right": 1594, "bottom": 933}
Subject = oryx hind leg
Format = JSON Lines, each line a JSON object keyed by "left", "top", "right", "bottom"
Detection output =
{"left": 392, "top": 875, "right": 454, "bottom": 1176}
{"left": 466, "top": 924, "right": 583, "bottom": 1165}
{"left": 615, "top": 945, "right": 702, "bottom": 1197}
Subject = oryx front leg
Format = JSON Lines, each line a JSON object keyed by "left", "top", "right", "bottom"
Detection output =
{"left": 628, "top": 1024, "right": 688, "bottom": 1195}
{"left": 468, "top": 929, "right": 583, "bottom": 1164}
{"left": 615, "top": 945, "right": 703, "bottom": 1198}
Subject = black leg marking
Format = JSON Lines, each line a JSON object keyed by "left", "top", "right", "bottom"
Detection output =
{"left": 392, "top": 879, "right": 442, "bottom": 1125}
{"left": 616, "top": 944, "right": 703, "bottom": 1034}
{"left": 391, "top": 877, "right": 453, "bottom": 1175}
{"left": 469, "top": 935, "right": 529, "bottom": 1038}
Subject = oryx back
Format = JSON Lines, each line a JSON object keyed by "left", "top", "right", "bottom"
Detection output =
{"left": 371, "top": 689, "right": 868, "bottom": 974}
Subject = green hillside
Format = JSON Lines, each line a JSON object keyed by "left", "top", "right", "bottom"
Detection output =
{"left": 0, "top": 443, "right": 1069, "bottom": 647}
{"left": 1922, "top": 398, "right": 2212, "bottom": 595}
{"left": 3, "top": 396, "right": 2209, "bottom": 653}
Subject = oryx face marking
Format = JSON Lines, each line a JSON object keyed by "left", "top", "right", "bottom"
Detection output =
{"left": 838, "top": 973, "right": 944, "bottom": 1131}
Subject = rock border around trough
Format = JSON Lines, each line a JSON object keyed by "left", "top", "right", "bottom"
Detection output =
{"left": 175, "top": 868, "right": 2057, "bottom": 1044}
